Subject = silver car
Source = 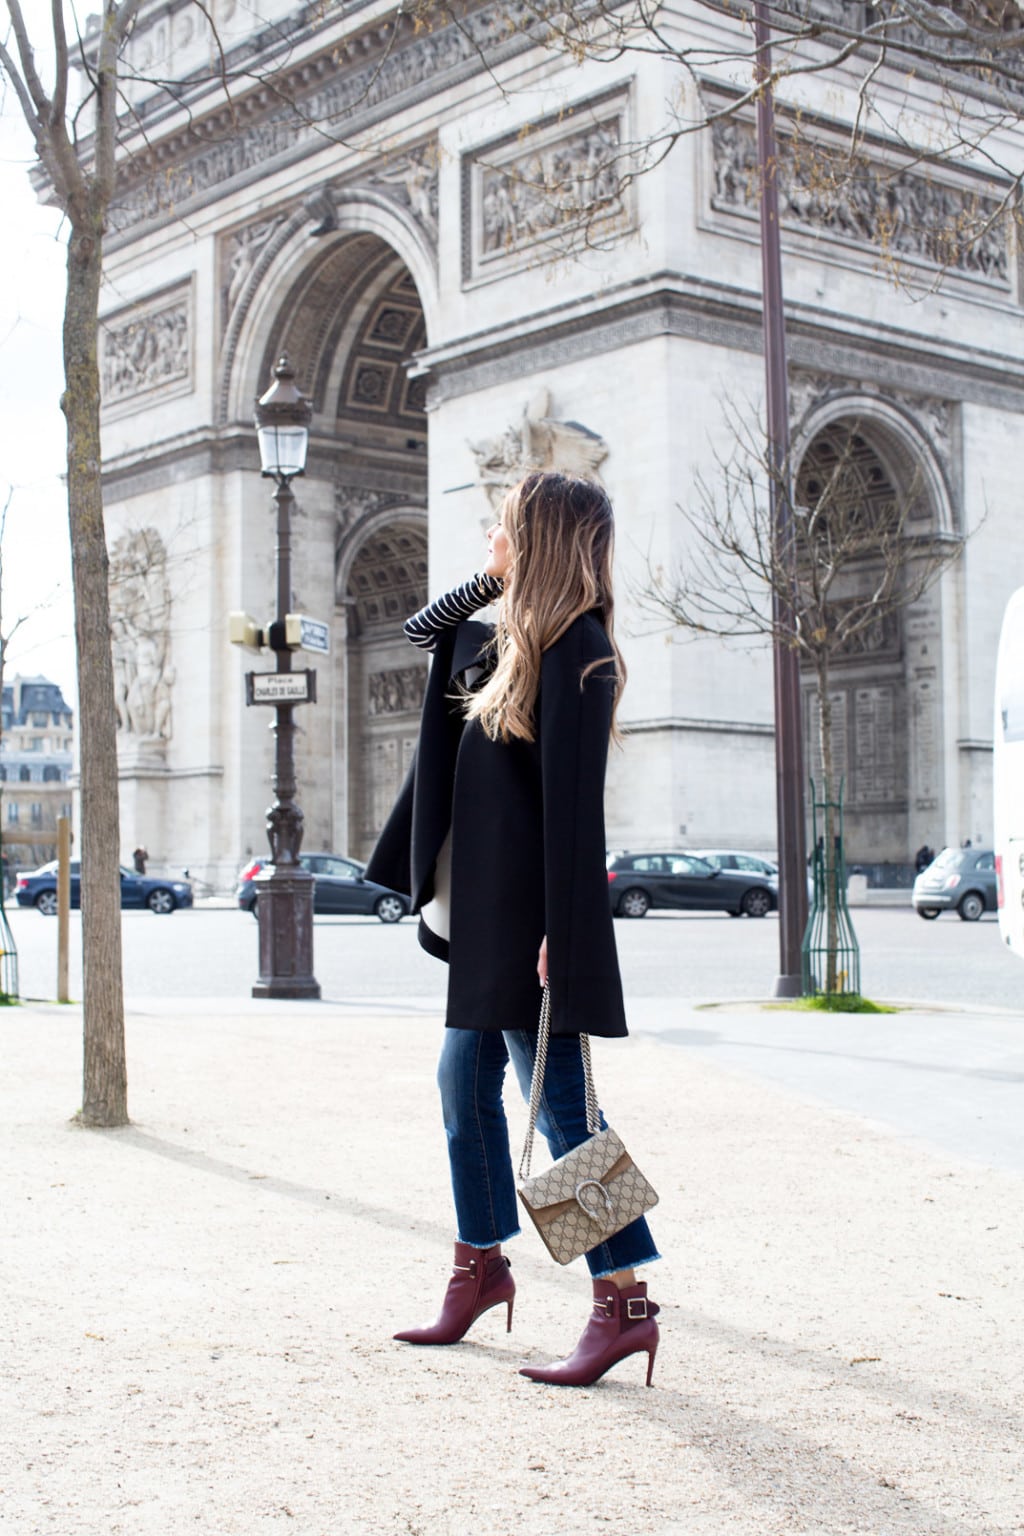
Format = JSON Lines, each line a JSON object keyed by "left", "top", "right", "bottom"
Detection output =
{"left": 912, "top": 847, "right": 997, "bottom": 921}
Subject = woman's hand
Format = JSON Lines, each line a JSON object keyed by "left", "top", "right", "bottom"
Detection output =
{"left": 537, "top": 935, "right": 548, "bottom": 988}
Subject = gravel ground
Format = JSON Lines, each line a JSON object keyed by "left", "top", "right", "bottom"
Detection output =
{"left": 2, "top": 997, "right": 1021, "bottom": 1536}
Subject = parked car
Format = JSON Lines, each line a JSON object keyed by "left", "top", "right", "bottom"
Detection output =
{"left": 606, "top": 851, "right": 777, "bottom": 918}
{"left": 912, "top": 846, "right": 998, "bottom": 921}
{"left": 14, "top": 861, "right": 193, "bottom": 915}
{"left": 691, "top": 849, "right": 779, "bottom": 882}
{"left": 693, "top": 849, "right": 815, "bottom": 903}
{"left": 236, "top": 853, "right": 409, "bottom": 923}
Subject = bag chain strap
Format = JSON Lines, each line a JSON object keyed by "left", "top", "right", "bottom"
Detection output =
{"left": 519, "top": 982, "right": 601, "bottom": 1181}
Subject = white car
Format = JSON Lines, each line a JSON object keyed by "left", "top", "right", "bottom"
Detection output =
{"left": 691, "top": 850, "right": 780, "bottom": 884}
{"left": 693, "top": 850, "right": 815, "bottom": 904}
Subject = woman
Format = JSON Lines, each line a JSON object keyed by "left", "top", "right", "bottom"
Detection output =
{"left": 366, "top": 471, "right": 661, "bottom": 1387}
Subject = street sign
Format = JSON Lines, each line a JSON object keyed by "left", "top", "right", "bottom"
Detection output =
{"left": 246, "top": 669, "right": 317, "bottom": 705}
{"left": 284, "top": 613, "right": 330, "bottom": 654}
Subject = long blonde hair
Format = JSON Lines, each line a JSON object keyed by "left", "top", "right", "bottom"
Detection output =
{"left": 464, "top": 471, "right": 626, "bottom": 743}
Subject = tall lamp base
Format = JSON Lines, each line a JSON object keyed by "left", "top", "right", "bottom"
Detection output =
{"left": 252, "top": 870, "right": 321, "bottom": 999}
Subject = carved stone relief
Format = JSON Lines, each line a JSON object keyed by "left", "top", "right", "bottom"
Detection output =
{"left": 110, "top": 2, "right": 534, "bottom": 233}
{"left": 469, "top": 386, "right": 609, "bottom": 507}
{"left": 711, "top": 117, "right": 1009, "bottom": 285}
{"left": 100, "top": 284, "right": 192, "bottom": 409}
{"left": 219, "top": 215, "right": 288, "bottom": 336}
{"left": 334, "top": 485, "right": 408, "bottom": 541}
{"left": 464, "top": 90, "right": 632, "bottom": 282}
{"left": 366, "top": 146, "right": 439, "bottom": 241}
{"left": 297, "top": 146, "right": 439, "bottom": 253}
{"left": 368, "top": 666, "right": 427, "bottom": 716}
{"left": 772, "top": 0, "right": 1024, "bottom": 101}
{"left": 109, "top": 528, "right": 174, "bottom": 749}
{"left": 815, "top": 604, "right": 902, "bottom": 667}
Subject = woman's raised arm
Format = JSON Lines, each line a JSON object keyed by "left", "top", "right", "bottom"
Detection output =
{"left": 404, "top": 573, "right": 503, "bottom": 652}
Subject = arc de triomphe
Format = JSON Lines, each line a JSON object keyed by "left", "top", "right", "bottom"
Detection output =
{"left": 97, "top": 0, "right": 1024, "bottom": 888}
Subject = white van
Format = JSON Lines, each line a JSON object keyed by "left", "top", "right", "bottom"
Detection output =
{"left": 994, "top": 587, "right": 1024, "bottom": 959}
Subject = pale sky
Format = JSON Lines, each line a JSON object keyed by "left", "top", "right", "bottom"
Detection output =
{"left": 1, "top": 9, "right": 81, "bottom": 710}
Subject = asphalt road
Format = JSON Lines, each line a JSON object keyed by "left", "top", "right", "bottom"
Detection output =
{"left": 6, "top": 899, "right": 1022, "bottom": 1174}
{"left": 5, "top": 899, "right": 1021, "bottom": 1011}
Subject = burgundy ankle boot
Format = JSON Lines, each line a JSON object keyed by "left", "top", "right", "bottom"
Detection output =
{"left": 394, "top": 1243, "right": 515, "bottom": 1345}
{"left": 519, "top": 1278, "right": 660, "bottom": 1387}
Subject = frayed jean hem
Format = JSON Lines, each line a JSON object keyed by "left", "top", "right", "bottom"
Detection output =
{"left": 589, "top": 1250, "right": 662, "bottom": 1280}
{"left": 456, "top": 1226, "right": 522, "bottom": 1249}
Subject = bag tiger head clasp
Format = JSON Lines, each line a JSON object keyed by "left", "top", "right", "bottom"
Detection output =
{"left": 575, "top": 1178, "right": 614, "bottom": 1221}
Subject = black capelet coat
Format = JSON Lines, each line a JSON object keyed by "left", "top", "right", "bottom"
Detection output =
{"left": 365, "top": 611, "right": 628, "bottom": 1038}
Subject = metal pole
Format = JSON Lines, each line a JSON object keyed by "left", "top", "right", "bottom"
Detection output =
{"left": 252, "top": 474, "right": 320, "bottom": 1000}
{"left": 56, "top": 814, "right": 71, "bottom": 1003}
{"left": 754, "top": 0, "right": 808, "bottom": 997}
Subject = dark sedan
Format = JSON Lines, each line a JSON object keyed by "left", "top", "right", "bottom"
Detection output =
{"left": 14, "top": 860, "right": 193, "bottom": 915}
{"left": 607, "top": 851, "right": 777, "bottom": 918}
{"left": 912, "top": 846, "right": 998, "bottom": 921}
{"left": 236, "top": 853, "right": 409, "bottom": 922}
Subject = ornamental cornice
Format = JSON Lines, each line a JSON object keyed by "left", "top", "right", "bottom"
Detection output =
{"left": 106, "top": 0, "right": 546, "bottom": 244}
{"left": 701, "top": 83, "right": 1013, "bottom": 292}
{"left": 418, "top": 273, "right": 1024, "bottom": 416}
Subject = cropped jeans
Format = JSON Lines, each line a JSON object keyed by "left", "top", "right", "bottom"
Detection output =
{"left": 436, "top": 1025, "right": 660, "bottom": 1280}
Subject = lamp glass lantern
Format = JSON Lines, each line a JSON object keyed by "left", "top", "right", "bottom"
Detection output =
{"left": 255, "top": 355, "right": 312, "bottom": 479}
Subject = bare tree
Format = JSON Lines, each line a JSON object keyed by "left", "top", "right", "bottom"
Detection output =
{"left": 639, "top": 407, "right": 965, "bottom": 991}
{"left": 0, "top": 1, "right": 376, "bottom": 1122}
{"left": 0, "top": 0, "right": 150, "bottom": 1123}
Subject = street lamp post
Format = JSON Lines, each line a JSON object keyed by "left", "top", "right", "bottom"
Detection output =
{"left": 251, "top": 355, "right": 321, "bottom": 1000}
{"left": 754, "top": 1, "right": 808, "bottom": 996}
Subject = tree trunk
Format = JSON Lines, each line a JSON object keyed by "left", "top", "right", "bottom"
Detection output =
{"left": 816, "top": 657, "right": 840, "bottom": 994}
{"left": 62, "top": 197, "right": 128, "bottom": 1127}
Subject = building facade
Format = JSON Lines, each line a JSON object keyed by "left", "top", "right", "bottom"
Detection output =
{"left": 95, "top": 0, "right": 1024, "bottom": 889}
{"left": 0, "top": 676, "right": 74, "bottom": 875}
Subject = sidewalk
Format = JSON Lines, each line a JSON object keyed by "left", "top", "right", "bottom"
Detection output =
{"left": 2, "top": 995, "right": 1020, "bottom": 1536}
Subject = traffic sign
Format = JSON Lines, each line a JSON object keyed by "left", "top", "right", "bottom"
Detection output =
{"left": 284, "top": 613, "right": 330, "bottom": 654}
{"left": 246, "top": 669, "right": 317, "bottom": 705}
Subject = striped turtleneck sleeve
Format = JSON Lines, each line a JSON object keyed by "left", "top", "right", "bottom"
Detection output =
{"left": 403, "top": 573, "right": 504, "bottom": 652}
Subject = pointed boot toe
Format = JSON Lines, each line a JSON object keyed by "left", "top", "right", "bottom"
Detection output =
{"left": 395, "top": 1243, "right": 514, "bottom": 1346}
{"left": 519, "top": 1279, "right": 659, "bottom": 1387}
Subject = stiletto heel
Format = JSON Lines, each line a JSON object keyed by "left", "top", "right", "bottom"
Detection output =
{"left": 520, "top": 1280, "right": 661, "bottom": 1388}
{"left": 506, "top": 1296, "right": 514, "bottom": 1332}
{"left": 394, "top": 1243, "right": 515, "bottom": 1346}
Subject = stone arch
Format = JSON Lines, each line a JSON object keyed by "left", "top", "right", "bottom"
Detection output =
{"left": 792, "top": 392, "right": 954, "bottom": 536}
{"left": 791, "top": 401, "right": 957, "bottom": 870}
{"left": 220, "top": 190, "right": 439, "bottom": 428}
{"left": 223, "top": 208, "right": 433, "bottom": 864}
{"left": 334, "top": 506, "right": 429, "bottom": 859}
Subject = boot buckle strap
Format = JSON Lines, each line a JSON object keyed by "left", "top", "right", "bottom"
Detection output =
{"left": 453, "top": 1259, "right": 478, "bottom": 1277}
{"left": 626, "top": 1297, "right": 648, "bottom": 1320}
